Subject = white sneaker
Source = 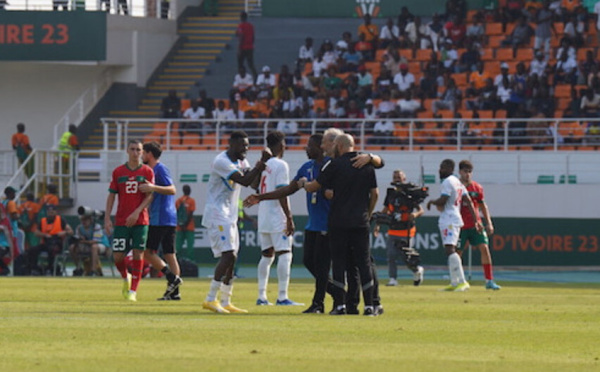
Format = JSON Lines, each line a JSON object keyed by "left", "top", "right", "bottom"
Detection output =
{"left": 413, "top": 266, "right": 424, "bottom": 286}
{"left": 386, "top": 278, "right": 398, "bottom": 286}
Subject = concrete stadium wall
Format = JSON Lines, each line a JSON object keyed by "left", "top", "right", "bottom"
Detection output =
{"left": 0, "top": 14, "right": 177, "bottom": 149}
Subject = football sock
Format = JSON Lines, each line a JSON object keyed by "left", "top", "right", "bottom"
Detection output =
{"left": 161, "top": 266, "right": 176, "bottom": 282}
{"left": 130, "top": 259, "right": 143, "bottom": 292}
{"left": 483, "top": 264, "right": 493, "bottom": 280}
{"left": 206, "top": 279, "right": 221, "bottom": 302}
{"left": 115, "top": 260, "right": 127, "bottom": 279}
{"left": 220, "top": 283, "right": 233, "bottom": 306}
{"left": 448, "top": 253, "right": 466, "bottom": 286}
{"left": 258, "top": 255, "right": 274, "bottom": 300}
{"left": 277, "top": 252, "right": 292, "bottom": 301}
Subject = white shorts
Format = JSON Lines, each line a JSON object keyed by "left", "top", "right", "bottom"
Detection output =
{"left": 259, "top": 232, "right": 292, "bottom": 252}
{"left": 207, "top": 223, "right": 239, "bottom": 258}
{"left": 439, "top": 222, "right": 462, "bottom": 247}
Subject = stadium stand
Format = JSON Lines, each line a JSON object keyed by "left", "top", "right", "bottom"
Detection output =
{"left": 73, "top": 0, "right": 600, "bottom": 152}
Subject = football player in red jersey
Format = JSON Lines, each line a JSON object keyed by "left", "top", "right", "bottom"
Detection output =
{"left": 458, "top": 160, "right": 501, "bottom": 290}
{"left": 105, "top": 139, "right": 155, "bottom": 301}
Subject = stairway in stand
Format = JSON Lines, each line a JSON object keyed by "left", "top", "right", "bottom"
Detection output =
{"left": 83, "top": 0, "right": 249, "bottom": 151}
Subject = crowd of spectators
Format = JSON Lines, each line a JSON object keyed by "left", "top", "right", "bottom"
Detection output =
{"left": 154, "top": 0, "right": 600, "bottom": 149}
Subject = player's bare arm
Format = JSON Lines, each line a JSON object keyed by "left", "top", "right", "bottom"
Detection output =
{"left": 427, "top": 195, "right": 449, "bottom": 210}
{"left": 244, "top": 181, "right": 300, "bottom": 207}
{"left": 139, "top": 181, "right": 176, "bottom": 195}
{"left": 229, "top": 148, "right": 271, "bottom": 188}
{"left": 480, "top": 201, "right": 494, "bottom": 235}
{"left": 104, "top": 192, "right": 116, "bottom": 235}
{"left": 351, "top": 153, "right": 383, "bottom": 169}
{"left": 125, "top": 192, "right": 153, "bottom": 228}
{"left": 278, "top": 196, "right": 295, "bottom": 236}
{"left": 462, "top": 193, "right": 483, "bottom": 233}
{"left": 303, "top": 179, "right": 322, "bottom": 193}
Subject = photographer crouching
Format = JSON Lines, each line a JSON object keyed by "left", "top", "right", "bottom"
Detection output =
{"left": 372, "top": 170, "right": 428, "bottom": 286}
{"left": 69, "top": 206, "right": 111, "bottom": 276}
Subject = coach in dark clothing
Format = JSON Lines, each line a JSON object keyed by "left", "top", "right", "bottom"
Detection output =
{"left": 303, "top": 134, "right": 379, "bottom": 316}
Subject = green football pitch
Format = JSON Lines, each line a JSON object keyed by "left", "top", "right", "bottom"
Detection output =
{"left": 1, "top": 277, "right": 599, "bottom": 372}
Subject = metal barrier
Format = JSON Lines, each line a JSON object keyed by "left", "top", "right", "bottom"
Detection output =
{"left": 100, "top": 117, "right": 600, "bottom": 152}
{"left": 3, "top": 150, "right": 76, "bottom": 203}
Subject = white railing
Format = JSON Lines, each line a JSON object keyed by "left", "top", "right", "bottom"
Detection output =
{"left": 52, "top": 70, "right": 113, "bottom": 150}
{"left": 3, "top": 150, "right": 76, "bottom": 202}
{"left": 5, "top": 0, "right": 177, "bottom": 19}
{"left": 99, "top": 117, "right": 600, "bottom": 152}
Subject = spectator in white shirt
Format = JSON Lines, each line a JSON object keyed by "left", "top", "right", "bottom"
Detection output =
{"left": 378, "top": 91, "right": 396, "bottom": 116}
{"left": 379, "top": 17, "right": 399, "bottom": 49}
{"left": 298, "top": 37, "right": 314, "bottom": 64}
{"left": 393, "top": 63, "right": 415, "bottom": 94}
{"left": 494, "top": 63, "right": 513, "bottom": 87}
{"left": 231, "top": 66, "right": 254, "bottom": 101}
{"left": 276, "top": 112, "right": 300, "bottom": 145}
{"left": 441, "top": 39, "right": 458, "bottom": 72}
{"left": 529, "top": 51, "right": 548, "bottom": 78}
{"left": 256, "top": 65, "right": 276, "bottom": 99}
{"left": 396, "top": 91, "right": 422, "bottom": 118}
{"left": 181, "top": 99, "right": 206, "bottom": 140}
{"left": 372, "top": 118, "right": 395, "bottom": 145}
{"left": 363, "top": 99, "right": 378, "bottom": 120}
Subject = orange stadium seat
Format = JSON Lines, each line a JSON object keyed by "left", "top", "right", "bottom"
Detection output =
{"left": 416, "top": 49, "right": 437, "bottom": 61}
{"left": 303, "top": 62, "right": 313, "bottom": 75}
{"left": 495, "top": 110, "right": 507, "bottom": 119}
{"left": 577, "top": 48, "right": 594, "bottom": 62}
{"left": 515, "top": 49, "right": 534, "bottom": 61}
{"left": 480, "top": 48, "right": 494, "bottom": 61}
{"left": 495, "top": 48, "right": 513, "bottom": 61}
{"left": 555, "top": 85, "right": 571, "bottom": 98}
{"left": 488, "top": 35, "right": 504, "bottom": 48}
{"left": 485, "top": 23, "right": 503, "bottom": 35}
{"left": 557, "top": 98, "right": 570, "bottom": 111}
{"left": 181, "top": 99, "right": 191, "bottom": 112}
{"left": 399, "top": 49, "right": 414, "bottom": 60}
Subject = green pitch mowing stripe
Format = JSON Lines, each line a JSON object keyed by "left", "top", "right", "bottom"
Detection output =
{"left": 0, "top": 278, "right": 599, "bottom": 372}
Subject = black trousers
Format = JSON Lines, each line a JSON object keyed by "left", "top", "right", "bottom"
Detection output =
{"left": 303, "top": 230, "right": 333, "bottom": 306}
{"left": 345, "top": 254, "right": 380, "bottom": 310}
{"left": 329, "top": 227, "right": 374, "bottom": 307}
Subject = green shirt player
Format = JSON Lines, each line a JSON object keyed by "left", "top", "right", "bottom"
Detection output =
{"left": 105, "top": 139, "right": 154, "bottom": 302}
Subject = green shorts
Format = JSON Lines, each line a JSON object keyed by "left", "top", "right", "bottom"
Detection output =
{"left": 112, "top": 225, "right": 149, "bottom": 253}
{"left": 459, "top": 227, "right": 488, "bottom": 251}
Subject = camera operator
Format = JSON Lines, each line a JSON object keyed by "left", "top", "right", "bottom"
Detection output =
{"left": 70, "top": 209, "right": 110, "bottom": 276}
{"left": 373, "top": 170, "right": 425, "bottom": 287}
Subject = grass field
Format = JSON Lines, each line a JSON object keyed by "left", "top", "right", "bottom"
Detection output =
{"left": 1, "top": 277, "right": 599, "bottom": 372}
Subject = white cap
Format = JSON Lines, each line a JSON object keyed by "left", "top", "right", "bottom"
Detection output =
{"left": 366, "top": 99, "right": 373, "bottom": 104}
{"left": 262, "top": 65, "right": 270, "bottom": 72}
{"left": 500, "top": 62, "right": 509, "bottom": 69}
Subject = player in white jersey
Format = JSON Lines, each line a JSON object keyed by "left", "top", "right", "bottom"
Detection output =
{"left": 427, "top": 159, "right": 481, "bottom": 292}
{"left": 255, "top": 131, "right": 303, "bottom": 306}
{"left": 201, "top": 130, "right": 272, "bottom": 314}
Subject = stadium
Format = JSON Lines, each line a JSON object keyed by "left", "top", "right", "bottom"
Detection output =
{"left": 1, "top": 0, "right": 599, "bottom": 370}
